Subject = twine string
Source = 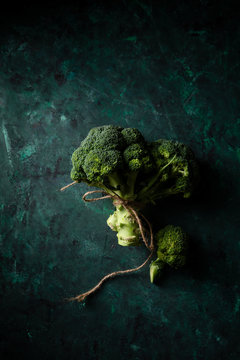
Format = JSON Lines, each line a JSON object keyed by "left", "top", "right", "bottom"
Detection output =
{"left": 60, "top": 181, "right": 78, "bottom": 192}
{"left": 61, "top": 186, "right": 154, "bottom": 302}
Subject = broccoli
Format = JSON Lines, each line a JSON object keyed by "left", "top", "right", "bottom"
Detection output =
{"left": 70, "top": 125, "right": 198, "bottom": 246}
{"left": 150, "top": 225, "right": 188, "bottom": 283}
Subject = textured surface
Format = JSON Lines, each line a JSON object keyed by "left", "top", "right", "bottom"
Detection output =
{"left": 0, "top": 1, "right": 240, "bottom": 359}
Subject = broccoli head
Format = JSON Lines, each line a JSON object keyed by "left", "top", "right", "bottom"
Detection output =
{"left": 150, "top": 225, "right": 188, "bottom": 283}
{"left": 71, "top": 125, "right": 153, "bottom": 199}
{"left": 70, "top": 125, "right": 198, "bottom": 246}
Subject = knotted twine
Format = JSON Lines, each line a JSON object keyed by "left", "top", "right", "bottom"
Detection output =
{"left": 60, "top": 181, "right": 154, "bottom": 302}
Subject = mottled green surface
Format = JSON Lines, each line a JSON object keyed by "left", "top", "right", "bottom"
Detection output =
{"left": 0, "top": 1, "right": 240, "bottom": 359}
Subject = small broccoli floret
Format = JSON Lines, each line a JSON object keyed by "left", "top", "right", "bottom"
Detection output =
{"left": 71, "top": 147, "right": 88, "bottom": 181}
{"left": 150, "top": 225, "right": 188, "bottom": 283}
{"left": 124, "top": 143, "right": 153, "bottom": 172}
{"left": 122, "top": 143, "right": 154, "bottom": 199}
{"left": 70, "top": 167, "right": 86, "bottom": 182}
{"left": 83, "top": 149, "right": 123, "bottom": 183}
{"left": 121, "top": 127, "right": 145, "bottom": 145}
{"left": 157, "top": 225, "right": 188, "bottom": 267}
{"left": 93, "top": 126, "right": 125, "bottom": 150}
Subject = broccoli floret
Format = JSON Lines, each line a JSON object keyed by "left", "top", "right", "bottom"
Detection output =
{"left": 137, "top": 139, "right": 198, "bottom": 202}
{"left": 83, "top": 149, "right": 123, "bottom": 183}
{"left": 71, "top": 125, "right": 151, "bottom": 199}
{"left": 124, "top": 143, "right": 153, "bottom": 172}
{"left": 121, "top": 127, "right": 145, "bottom": 145}
{"left": 70, "top": 125, "right": 198, "bottom": 247}
{"left": 150, "top": 225, "right": 188, "bottom": 283}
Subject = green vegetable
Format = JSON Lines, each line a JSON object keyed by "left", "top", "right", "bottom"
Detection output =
{"left": 71, "top": 125, "right": 198, "bottom": 246}
{"left": 150, "top": 225, "right": 188, "bottom": 283}
{"left": 150, "top": 258, "right": 165, "bottom": 283}
{"left": 107, "top": 204, "right": 141, "bottom": 246}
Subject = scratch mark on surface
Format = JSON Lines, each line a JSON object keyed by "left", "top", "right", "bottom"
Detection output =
{"left": 78, "top": 78, "right": 109, "bottom": 98}
{"left": 2, "top": 122, "right": 13, "bottom": 168}
{"left": 184, "top": 91, "right": 196, "bottom": 105}
{"left": 161, "top": 102, "right": 175, "bottom": 134}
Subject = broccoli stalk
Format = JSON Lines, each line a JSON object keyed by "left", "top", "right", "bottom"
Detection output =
{"left": 107, "top": 204, "right": 141, "bottom": 246}
{"left": 150, "top": 259, "right": 165, "bottom": 283}
{"left": 70, "top": 125, "right": 198, "bottom": 247}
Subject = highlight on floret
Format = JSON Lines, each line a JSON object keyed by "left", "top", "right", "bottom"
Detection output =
{"left": 70, "top": 125, "right": 198, "bottom": 246}
{"left": 150, "top": 225, "right": 188, "bottom": 283}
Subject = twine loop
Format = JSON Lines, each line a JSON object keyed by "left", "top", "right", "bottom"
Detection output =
{"left": 61, "top": 184, "right": 154, "bottom": 302}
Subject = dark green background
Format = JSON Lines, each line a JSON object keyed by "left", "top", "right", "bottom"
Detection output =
{"left": 0, "top": 1, "right": 240, "bottom": 359}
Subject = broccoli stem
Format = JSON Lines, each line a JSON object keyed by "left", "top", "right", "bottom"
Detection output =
{"left": 148, "top": 182, "right": 187, "bottom": 201}
{"left": 107, "top": 172, "right": 121, "bottom": 189}
{"left": 137, "top": 154, "right": 177, "bottom": 201}
{"left": 126, "top": 171, "right": 138, "bottom": 199}
{"left": 149, "top": 259, "right": 165, "bottom": 283}
{"left": 107, "top": 204, "right": 141, "bottom": 246}
{"left": 106, "top": 171, "right": 138, "bottom": 200}
{"left": 107, "top": 172, "right": 124, "bottom": 197}
{"left": 105, "top": 172, "right": 143, "bottom": 246}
